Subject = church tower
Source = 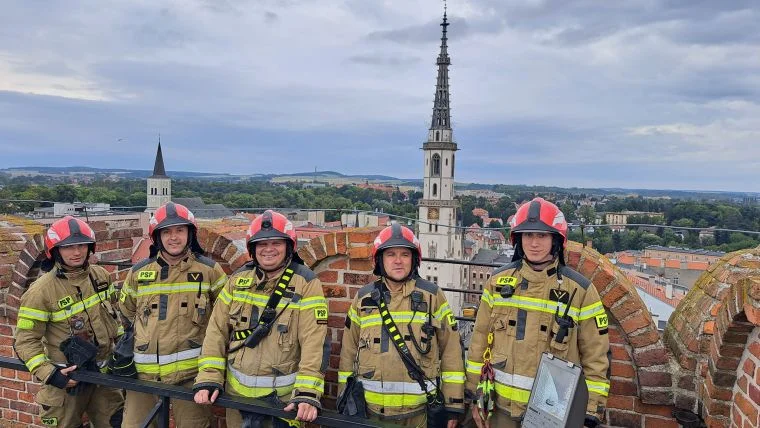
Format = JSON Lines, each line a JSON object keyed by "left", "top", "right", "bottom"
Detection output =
{"left": 418, "top": 7, "right": 465, "bottom": 314}
{"left": 146, "top": 138, "right": 171, "bottom": 214}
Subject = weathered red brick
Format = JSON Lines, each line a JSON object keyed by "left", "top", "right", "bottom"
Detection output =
{"left": 733, "top": 393, "right": 757, "bottom": 422}
{"left": 611, "top": 361, "right": 636, "bottom": 378}
{"left": 348, "top": 259, "right": 373, "bottom": 272}
{"left": 644, "top": 416, "right": 679, "bottom": 428}
{"left": 327, "top": 315, "right": 345, "bottom": 328}
{"left": 621, "top": 311, "right": 651, "bottom": 334}
{"left": 322, "top": 285, "right": 347, "bottom": 299}
{"left": 312, "top": 238, "right": 328, "bottom": 261}
{"left": 610, "top": 379, "right": 638, "bottom": 396}
{"left": 328, "top": 259, "right": 347, "bottom": 270}
{"left": 347, "top": 246, "right": 371, "bottom": 260}
{"left": 606, "top": 395, "right": 634, "bottom": 410}
{"left": 639, "top": 371, "right": 672, "bottom": 387}
{"left": 343, "top": 273, "right": 374, "bottom": 286}
{"left": 323, "top": 234, "right": 337, "bottom": 256}
{"left": 602, "top": 282, "right": 629, "bottom": 308}
{"left": 329, "top": 300, "right": 351, "bottom": 315}
{"left": 704, "top": 374, "right": 732, "bottom": 401}
{"left": 607, "top": 410, "right": 641, "bottom": 428}
{"left": 611, "top": 344, "right": 632, "bottom": 361}
{"left": 633, "top": 346, "right": 669, "bottom": 367}
{"left": 317, "top": 271, "right": 338, "bottom": 283}
{"left": 348, "top": 230, "right": 377, "bottom": 244}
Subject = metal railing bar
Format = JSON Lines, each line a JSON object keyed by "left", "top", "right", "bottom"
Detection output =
{"left": 0, "top": 357, "right": 400, "bottom": 427}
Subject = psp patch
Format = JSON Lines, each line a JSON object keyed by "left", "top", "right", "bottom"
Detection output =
{"left": 188, "top": 272, "right": 203, "bottom": 282}
{"left": 57, "top": 295, "right": 74, "bottom": 309}
{"left": 549, "top": 289, "right": 571, "bottom": 304}
{"left": 595, "top": 314, "right": 609, "bottom": 329}
{"left": 41, "top": 417, "right": 58, "bottom": 426}
{"left": 137, "top": 270, "right": 157, "bottom": 282}
{"left": 315, "top": 307, "right": 328, "bottom": 324}
{"left": 495, "top": 276, "right": 518, "bottom": 286}
{"left": 235, "top": 277, "right": 254, "bottom": 288}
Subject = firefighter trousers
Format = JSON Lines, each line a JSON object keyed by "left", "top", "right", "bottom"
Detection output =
{"left": 369, "top": 412, "right": 426, "bottom": 427}
{"left": 37, "top": 383, "right": 124, "bottom": 428}
{"left": 122, "top": 379, "right": 213, "bottom": 428}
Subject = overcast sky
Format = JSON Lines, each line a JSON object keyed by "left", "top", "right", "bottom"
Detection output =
{"left": 1, "top": 0, "right": 759, "bottom": 192}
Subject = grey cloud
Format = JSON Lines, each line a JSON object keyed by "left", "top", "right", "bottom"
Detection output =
{"left": 264, "top": 11, "right": 279, "bottom": 24}
{"left": 366, "top": 16, "right": 505, "bottom": 45}
{"left": 347, "top": 55, "right": 420, "bottom": 67}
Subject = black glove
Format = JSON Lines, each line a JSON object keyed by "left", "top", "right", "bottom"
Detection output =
{"left": 585, "top": 415, "right": 601, "bottom": 428}
{"left": 193, "top": 382, "right": 223, "bottom": 400}
{"left": 46, "top": 367, "right": 70, "bottom": 389}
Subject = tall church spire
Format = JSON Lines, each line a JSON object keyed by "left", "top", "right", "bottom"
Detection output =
{"left": 150, "top": 136, "right": 168, "bottom": 178}
{"left": 430, "top": 6, "right": 451, "bottom": 131}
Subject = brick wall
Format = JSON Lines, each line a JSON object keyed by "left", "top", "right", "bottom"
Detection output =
{"left": 730, "top": 327, "right": 760, "bottom": 427}
{"left": 1, "top": 218, "right": 759, "bottom": 428}
{"left": 0, "top": 216, "right": 142, "bottom": 427}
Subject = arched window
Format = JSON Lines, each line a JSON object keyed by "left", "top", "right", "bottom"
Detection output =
{"left": 435, "top": 131, "right": 440, "bottom": 141}
{"left": 432, "top": 183, "right": 438, "bottom": 196}
{"left": 431, "top": 154, "right": 441, "bottom": 177}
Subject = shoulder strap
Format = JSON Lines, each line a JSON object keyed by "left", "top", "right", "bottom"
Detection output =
{"left": 233, "top": 263, "right": 296, "bottom": 341}
{"left": 370, "top": 281, "right": 432, "bottom": 395}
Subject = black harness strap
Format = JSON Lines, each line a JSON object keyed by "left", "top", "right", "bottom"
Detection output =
{"left": 232, "top": 265, "right": 295, "bottom": 341}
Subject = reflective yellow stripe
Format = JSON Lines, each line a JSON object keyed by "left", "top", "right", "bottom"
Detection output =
{"left": 50, "top": 291, "right": 109, "bottom": 322}
{"left": 18, "top": 307, "right": 50, "bottom": 322}
{"left": 135, "top": 359, "right": 198, "bottom": 376}
{"left": 135, "top": 282, "right": 212, "bottom": 296}
{"left": 578, "top": 302, "right": 606, "bottom": 320}
{"left": 348, "top": 307, "right": 361, "bottom": 326}
{"left": 433, "top": 302, "right": 452, "bottom": 321}
{"left": 442, "top": 371, "right": 465, "bottom": 384}
{"left": 338, "top": 371, "right": 352, "bottom": 383}
{"left": 364, "top": 390, "right": 427, "bottom": 408}
{"left": 298, "top": 297, "right": 327, "bottom": 310}
{"left": 494, "top": 382, "right": 531, "bottom": 404}
{"left": 226, "top": 371, "right": 295, "bottom": 398}
{"left": 481, "top": 289, "right": 494, "bottom": 308}
{"left": 231, "top": 291, "right": 289, "bottom": 309}
{"left": 357, "top": 311, "right": 428, "bottom": 328}
{"left": 294, "top": 375, "right": 324, "bottom": 393}
{"left": 199, "top": 357, "right": 226, "bottom": 371}
{"left": 466, "top": 360, "right": 483, "bottom": 375}
{"left": 212, "top": 275, "right": 228, "bottom": 292}
{"left": 116, "top": 325, "right": 125, "bottom": 336}
{"left": 25, "top": 353, "right": 47, "bottom": 372}
{"left": 586, "top": 379, "right": 610, "bottom": 397}
{"left": 218, "top": 288, "right": 232, "bottom": 305}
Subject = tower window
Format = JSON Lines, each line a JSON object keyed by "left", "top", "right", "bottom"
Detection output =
{"left": 435, "top": 131, "right": 440, "bottom": 141}
{"left": 432, "top": 154, "right": 441, "bottom": 177}
{"left": 452, "top": 153, "right": 455, "bottom": 176}
{"left": 432, "top": 183, "right": 438, "bottom": 196}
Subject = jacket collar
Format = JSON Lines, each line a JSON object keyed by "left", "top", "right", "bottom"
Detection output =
{"left": 519, "top": 259, "right": 561, "bottom": 283}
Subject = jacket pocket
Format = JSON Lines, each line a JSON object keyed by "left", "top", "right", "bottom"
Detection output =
{"left": 35, "top": 384, "right": 65, "bottom": 408}
{"left": 548, "top": 323, "right": 570, "bottom": 358}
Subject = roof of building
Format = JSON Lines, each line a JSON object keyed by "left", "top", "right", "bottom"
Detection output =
{"left": 644, "top": 245, "right": 725, "bottom": 257}
{"left": 150, "top": 141, "right": 168, "bottom": 178}
{"left": 172, "top": 197, "right": 233, "bottom": 219}
{"left": 471, "top": 249, "right": 499, "bottom": 264}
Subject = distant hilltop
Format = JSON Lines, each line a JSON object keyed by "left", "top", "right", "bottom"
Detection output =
{"left": 2, "top": 166, "right": 758, "bottom": 201}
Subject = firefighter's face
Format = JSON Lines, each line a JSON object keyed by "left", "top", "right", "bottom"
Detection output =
{"left": 382, "top": 247, "right": 413, "bottom": 282}
{"left": 58, "top": 244, "right": 89, "bottom": 268}
{"left": 256, "top": 239, "right": 288, "bottom": 271}
{"left": 521, "top": 232, "right": 554, "bottom": 263}
{"left": 160, "top": 225, "right": 189, "bottom": 256}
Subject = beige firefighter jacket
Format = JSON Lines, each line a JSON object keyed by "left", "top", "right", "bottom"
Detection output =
{"left": 14, "top": 264, "right": 122, "bottom": 404}
{"left": 338, "top": 277, "right": 465, "bottom": 420}
{"left": 465, "top": 259, "right": 610, "bottom": 420}
{"left": 119, "top": 252, "right": 227, "bottom": 385}
{"left": 194, "top": 261, "right": 329, "bottom": 408}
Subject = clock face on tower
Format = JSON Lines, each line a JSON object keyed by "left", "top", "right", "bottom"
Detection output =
{"left": 429, "top": 208, "right": 439, "bottom": 220}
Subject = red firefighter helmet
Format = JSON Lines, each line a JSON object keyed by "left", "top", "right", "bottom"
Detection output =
{"left": 44, "top": 216, "right": 96, "bottom": 259}
{"left": 509, "top": 197, "right": 568, "bottom": 245}
{"left": 371, "top": 223, "right": 422, "bottom": 276}
{"left": 246, "top": 210, "right": 297, "bottom": 253}
{"left": 148, "top": 202, "right": 197, "bottom": 243}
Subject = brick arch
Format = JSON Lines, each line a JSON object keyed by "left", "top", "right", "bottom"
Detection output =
{"left": 665, "top": 246, "right": 760, "bottom": 427}
{"left": 195, "top": 218, "right": 252, "bottom": 273}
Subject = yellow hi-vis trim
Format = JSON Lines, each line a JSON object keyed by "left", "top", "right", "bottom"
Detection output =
{"left": 494, "top": 383, "right": 531, "bottom": 404}
{"left": 135, "top": 359, "right": 198, "bottom": 376}
{"left": 363, "top": 390, "right": 428, "bottom": 408}
{"left": 294, "top": 375, "right": 325, "bottom": 393}
{"left": 25, "top": 353, "right": 48, "bottom": 372}
{"left": 586, "top": 379, "right": 610, "bottom": 397}
{"left": 338, "top": 371, "right": 352, "bottom": 383}
{"left": 198, "top": 357, "right": 226, "bottom": 371}
{"left": 226, "top": 372, "right": 295, "bottom": 398}
{"left": 442, "top": 371, "right": 466, "bottom": 384}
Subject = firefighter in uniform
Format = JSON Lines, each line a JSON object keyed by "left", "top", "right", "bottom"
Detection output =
{"left": 338, "top": 223, "right": 465, "bottom": 427}
{"left": 119, "top": 202, "right": 227, "bottom": 427}
{"left": 14, "top": 216, "right": 124, "bottom": 427}
{"left": 467, "top": 198, "right": 610, "bottom": 428}
{"left": 193, "top": 210, "right": 329, "bottom": 426}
